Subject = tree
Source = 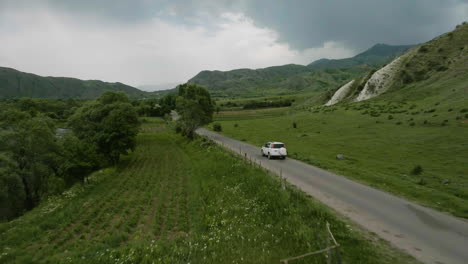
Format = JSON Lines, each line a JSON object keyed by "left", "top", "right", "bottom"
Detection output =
{"left": 69, "top": 91, "right": 140, "bottom": 164}
{"left": 0, "top": 153, "right": 25, "bottom": 220}
{"left": 0, "top": 110, "right": 61, "bottom": 211}
{"left": 175, "top": 83, "right": 214, "bottom": 139}
{"left": 59, "top": 133, "right": 101, "bottom": 184}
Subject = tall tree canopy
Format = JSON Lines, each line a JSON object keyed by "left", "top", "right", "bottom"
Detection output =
{"left": 69, "top": 91, "right": 140, "bottom": 164}
{"left": 176, "top": 83, "right": 214, "bottom": 139}
{"left": 0, "top": 108, "right": 61, "bottom": 219}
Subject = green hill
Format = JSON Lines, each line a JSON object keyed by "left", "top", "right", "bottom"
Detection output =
{"left": 188, "top": 44, "right": 412, "bottom": 98}
{"left": 0, "top": 67, "right": 146, "bottom": 99}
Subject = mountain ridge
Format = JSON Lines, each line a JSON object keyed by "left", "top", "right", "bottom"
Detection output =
{"left": 0, "top": 67, "right": 147, "bottom": 99}
{"left": 188, "top": 43, "right": 413, "bottom": 97}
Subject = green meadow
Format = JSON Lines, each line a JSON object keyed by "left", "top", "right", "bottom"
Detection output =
{"left": 212, "top": 91, "right": 468, "bottom": 218}
{"left": 0, "top": 118, "right": 418, "bottom": 263}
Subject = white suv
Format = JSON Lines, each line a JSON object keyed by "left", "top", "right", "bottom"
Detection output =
{"left": 261, "top": 142, "right": 287, "bottom": 159}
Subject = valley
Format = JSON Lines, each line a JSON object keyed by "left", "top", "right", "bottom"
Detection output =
{"left": 0, "top": 119, "right": 418, "bottom": 264}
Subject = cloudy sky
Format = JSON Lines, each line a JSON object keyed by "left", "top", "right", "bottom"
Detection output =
{"left": 0, "top": 0, "right": 467, "bottom": 89}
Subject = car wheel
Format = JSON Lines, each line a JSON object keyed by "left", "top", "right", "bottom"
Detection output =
{"left": 261, "top": 150, "right": 264, "bottom": 157}
{"left": 268, "top": 153, "right": 271, "bottom": 159}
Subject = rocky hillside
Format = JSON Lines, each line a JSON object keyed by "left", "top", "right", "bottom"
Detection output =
{"left": 188, "top": 44, "right": 411, "bottom": 97}
{"left": 325, "top": 22, "right": 468, "bottom": 106}
{"left": 0, "top": 67, "right": 147, "bottom": 99}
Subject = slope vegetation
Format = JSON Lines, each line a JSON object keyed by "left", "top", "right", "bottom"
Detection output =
{"left": 0, "top": 67, "right": 146, "bottom": 99}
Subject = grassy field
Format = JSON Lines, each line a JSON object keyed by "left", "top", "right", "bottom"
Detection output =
{"left": 0, "top": 118, "right": 418, "bottom": 263}
{"left": 212, "top": 93, "right": 468, "bottom": 218}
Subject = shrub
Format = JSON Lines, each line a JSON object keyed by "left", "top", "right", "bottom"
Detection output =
{"left": 411, "top": 165, "right": 423, "bottom": 175}
{"left": 423, "top": 120, "right": 428, "bottom": 124}
{"left": 396, "top": 121, "right": 402, "bottom": 125}
{"left": 460, "top": 108, "right": 468, "bottom": 113}
{"left": 448, "top": 108, "right": 453, "bottom": 112}
{"left": 410, "top": 122, "right": 415, "bottom": 126}
{"left": 388, "top": 115, "right": 394, "bottom": 120}
{"left": 418, "top": 178, "right": 427, "bottom": 185}
{"left": 175, "top": 123, "right": 182, "bottom": 133}
{"left": 419, "top": 45, "right": 429, "bottom": 53}
{"left": 234, "top": 123, "right": 239, "bottom": 128}
{"left": 213, "top": 123, "right": 222, "bottom": 132}
{"left": 292, "top": 122, "right": 297, "bottom": 129}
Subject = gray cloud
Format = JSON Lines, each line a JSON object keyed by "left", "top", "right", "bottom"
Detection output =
{"left": 0, "top": 0, "right": 466, "bottom": 86}
{"left": 4, "top": 0, "right": 465, "bottom": 51}
{"left": 240, "top": 0, "right": 468, "bottom": 50}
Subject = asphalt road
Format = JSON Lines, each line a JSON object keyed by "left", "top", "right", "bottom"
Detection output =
{"left": 197, "top": 128, "right": 468, "bottom": 264}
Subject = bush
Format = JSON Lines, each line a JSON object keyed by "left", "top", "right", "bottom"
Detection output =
{"left": 292, "top": 122, "right": 297, "bottom": 129}
{"left": 419, "top": 45, "right": 429, "bottom": 53}
{"left": 234, "top": 123, "right": 239, "bottom": 128}
{"left": 175, "top": 123, "right": 182, "bottom": 133}
{"left": 213, "top": 123, "right": 222, "bottom": 132}
{"left": 411, "top": 165, "right": 423, "bottom": 176}
{"left": 387, "top": 115, "right": 394, "bottom": 120}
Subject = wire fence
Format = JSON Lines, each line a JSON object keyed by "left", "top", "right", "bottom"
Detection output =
{"left": 280, "top": 222, "right": 341, "bottom": 264}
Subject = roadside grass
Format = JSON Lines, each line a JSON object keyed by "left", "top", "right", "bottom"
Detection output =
{"left": 214, "top": 107, "right": 290, "bottom": 122}
{"left": 0, "top": 118, "right": 418, "bottom": 263}
{"left": 211, "top": 95, "right": 468, "bottom": 218}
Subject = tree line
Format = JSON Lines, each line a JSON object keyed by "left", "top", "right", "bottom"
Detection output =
{"left": 0, "top": 92, "right": 140, "bottom": 220}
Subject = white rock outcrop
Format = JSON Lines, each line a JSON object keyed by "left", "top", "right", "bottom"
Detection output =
{"left": 355, "top": 56, "right": 402, "bottom": 101}
{"left": 325, "top": 80, "right": 355, "bottom": 106}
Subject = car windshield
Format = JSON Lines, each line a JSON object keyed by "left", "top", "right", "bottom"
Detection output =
{"left": 271, "top": 144, "right": 284, "bottom": 148}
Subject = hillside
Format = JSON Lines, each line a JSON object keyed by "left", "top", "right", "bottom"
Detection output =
{"left": 325, "top": 22, "right": 468, "bottom": 105}
{"left": 188, "top": 44, "right": 411, "bottom": 98}
{"left": 0, "top": 67, "right": 146, "bottom": 99}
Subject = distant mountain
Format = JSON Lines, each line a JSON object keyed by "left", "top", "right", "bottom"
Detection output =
{"left": 0, "top": 67, "right": 146, "bottom": 99}
{"left": 188, "top": 44, "right": 412, "bottom": 97}
{"left": 307, "top": 44, "right": 414, "bottom": 69}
